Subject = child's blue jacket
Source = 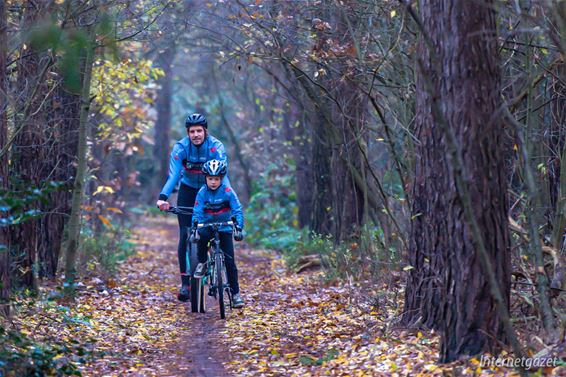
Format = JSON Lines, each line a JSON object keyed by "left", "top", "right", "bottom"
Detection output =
{"left": 193, "top": 183, "right": 244, "bottom": 233}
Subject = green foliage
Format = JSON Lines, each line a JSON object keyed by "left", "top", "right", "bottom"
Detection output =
{"left": 128, "top": 205, "right": 163, "bottom": 217}
{"left": 27, "top": 17, "right": 92, "bottom": 93}
{"left": 246, "top": 162, "right": 301, "bottom": 251}
{"left": 299, "top": 348, "right": 339, "bottom": 366}
{"left": 282, "top": 225, "right": 397, "bottom": 281}
{"left": 79, "top": 225, "right": 135, "bottom": 279}
{"left": 0, "top": 182, "right": 65, "bottom": 227}
{"left": 282, "top": 229, "right": 332, "bottom": 267}
{"left": 26, "top": 7, "right": 120, "bottom": 93}
{"left": 246, "top": 162, "right": 396, "bottom": 281}
{"left": 0, "top": 324, "right": 83, "bottom": 376}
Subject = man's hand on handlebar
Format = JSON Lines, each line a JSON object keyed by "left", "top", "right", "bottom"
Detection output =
{"left": 156, "top": 200, "right": 170, "bottom": 211}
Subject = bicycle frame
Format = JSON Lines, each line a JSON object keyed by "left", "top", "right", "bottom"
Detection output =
{"left": 163, "top": 206, "right": 203, "bottom": 312}
{"left": 194, "top": 220, "right": 235, "bottom": 319}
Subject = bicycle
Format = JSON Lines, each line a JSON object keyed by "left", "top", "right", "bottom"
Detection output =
{"left": 190, "top": 217, "right": 237, "bottom": 319}
{"left": 163, "top": 206, "right": 203, "bottom": 313}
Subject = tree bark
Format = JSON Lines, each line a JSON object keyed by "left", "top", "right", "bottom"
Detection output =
{"left": 153, "top": 41, "right": 175, "bottom": 199}
{"left": 64, "top": 25, "right": 96, "bottom": 290}
{"left": 0, "top": 0, "right": 10, "bottom": 315}
{"left": 404, "top": 0, "right": 512, "bottom": 361}
{"left": 549, "top": 63, "right": 566, "bottom": 252}
{"left": 287, "top": 100, "right": 314, "bottom": 229}
{"left": 310, "top": 108, "right": 335, "bottom": 236}
{"left": 10, "top": 0, "right": 50, "bottom": 290}
{"left": 39, "top": 84, "right": 81, "bottom": 279}
{"left": 402, "top": 21, "right": 446, "bottom": 327}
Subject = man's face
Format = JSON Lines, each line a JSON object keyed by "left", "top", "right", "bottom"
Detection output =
{"left": 187, "top": 126, "right": 206, "bottom": 146}
{"left": 206, "top": 176, "right": 222, "bottom": 190}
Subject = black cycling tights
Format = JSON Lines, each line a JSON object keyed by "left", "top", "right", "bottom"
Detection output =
{"left": 177, "top": 183, "right": 199, "bottom": 285}
{"left": 197, "top": 228, "right": 240, "bottom": 294}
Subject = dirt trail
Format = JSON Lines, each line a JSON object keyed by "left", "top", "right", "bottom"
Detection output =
{"left": 141, "top": 216, "right": 232, "bottom": 377}
{"left": 47, "top": 215, "right": 530, "bottom": 376}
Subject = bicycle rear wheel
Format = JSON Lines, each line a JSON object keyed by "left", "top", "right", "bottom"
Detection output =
{"left": 215, "top": 253, "right": 226, "bottom": 319}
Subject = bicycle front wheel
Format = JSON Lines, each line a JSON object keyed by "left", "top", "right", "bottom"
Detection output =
{"left": 189, "top": 243, "right": 205, "bottom": 313}
{"left": 215, "top": 253, "right": 226, "bottom": 319}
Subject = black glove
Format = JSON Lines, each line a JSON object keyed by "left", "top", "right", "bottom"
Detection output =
{"left": 189, "top": 229, "right": 200, "bottom": 243}
{"left": 233, "top": 227, "right": 244, "bottom": 241}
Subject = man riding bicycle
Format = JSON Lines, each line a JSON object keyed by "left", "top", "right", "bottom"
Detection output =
{"left": 156, "top": 113, "right": 230, "bottom": 302}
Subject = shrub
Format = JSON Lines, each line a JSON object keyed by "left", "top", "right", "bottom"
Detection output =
{"left": 79, "top": 225, "right": 135, "bottom": 279}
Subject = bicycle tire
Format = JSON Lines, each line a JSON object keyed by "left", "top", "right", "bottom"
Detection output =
{"left": 222, "top": 265, "right": 232, "bottom": 311}
{"left": 216, "top": 252, "right": 226, "bottom": 319}
{"left": 189, "top": 243, "right": 205, "bottom": 313}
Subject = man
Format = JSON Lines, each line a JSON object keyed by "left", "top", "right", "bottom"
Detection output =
{"left": 156, "top": 113, "right": 230, "bottom": 301}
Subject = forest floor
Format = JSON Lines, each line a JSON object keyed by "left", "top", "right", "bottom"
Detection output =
{"left": 7, "top": 215, "right": 565, "bottom": 376}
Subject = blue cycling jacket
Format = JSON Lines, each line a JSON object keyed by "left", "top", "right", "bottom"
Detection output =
{"left": 193, "top": 183, "right": 244, "bottom": 233}
{"left": 159, "top": 135, "right": 230, "bottom": 199}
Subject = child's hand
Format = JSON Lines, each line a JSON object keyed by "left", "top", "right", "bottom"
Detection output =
{"left": 233, "top": 227, "right": 244, "bottom": 241}
{"left": 190, "top": 230, "right": 200, "bottom": 243}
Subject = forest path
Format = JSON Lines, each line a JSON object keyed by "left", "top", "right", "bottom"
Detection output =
{"left": 141, "top": 216, "right": 230, "bottom": 377}
{"left": 129, "top": 216, "right": 388, "bottom": 377}
{"left": 39, "top": 214, "right": 520, "bottom": 376}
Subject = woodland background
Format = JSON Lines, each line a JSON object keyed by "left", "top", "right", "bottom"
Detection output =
{"left": 1, "top": 0, "right": 566, "bottom": 375}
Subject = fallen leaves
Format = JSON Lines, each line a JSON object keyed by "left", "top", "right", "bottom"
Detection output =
{"left": 3, "top": 216, "right": 565, "bottom": 376}
{"left": 5, "top": 217, "right": 189, "bottom": 376}
{"left": 219, "top": 250, "right": 560, "bottom": 377}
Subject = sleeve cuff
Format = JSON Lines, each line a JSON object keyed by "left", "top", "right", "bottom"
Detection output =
{"left": 158, "top": 194, "right": 168, "bottom": 201}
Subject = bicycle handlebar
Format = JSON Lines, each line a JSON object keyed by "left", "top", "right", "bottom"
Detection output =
{"left": 196, "top": 220, "right": 234, "bottom": 229}
{"left": 193, "top": 216, "right": 238, "bottom": 230}
{"left": 162, "top": 206, "right": 193, "bottom": 216}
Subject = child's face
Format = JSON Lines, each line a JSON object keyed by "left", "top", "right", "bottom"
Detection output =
{"left": 206, "top": 176, "right": 222, "bottom": 190}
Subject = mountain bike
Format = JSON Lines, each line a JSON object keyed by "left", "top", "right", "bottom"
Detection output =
{"left": 190, "top": 217, "right": 236, "bottom": 319}
{"left": 164, "top": 206, "right": 203, "bottom": 313}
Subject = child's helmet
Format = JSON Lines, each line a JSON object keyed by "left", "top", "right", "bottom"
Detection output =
{"left": 202, "top": 159, "right": 227, "bottom": 176}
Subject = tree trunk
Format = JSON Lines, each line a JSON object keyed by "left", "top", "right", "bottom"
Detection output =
{"left": 310, "top": 109, "right": 335, "bottom": 235}
{"left": 330, "top": 84, "right": 367, "bottom": 241}
{"left": 39, "top": 84, "right": 81, "bottom": 278}
{"left": 10, "top": 0, "right": 50, "bottom": 290}
{"left": 64, "top": 25, "right": 96, "bottom": 290}
{"left": 549, "top": 63, "right": 566, "bottom": 251}
{"left": 288, "top": 100, "right": 314, "bottom": 229}
{"left": 405, "top": 0, "right": 511, "bottom": 361}
{"left": 153, "top": 42, "right": 175, "bottom": 199}
{"left": 0, "top": 0, "right": 10, "bottom": 315}
{"left": 402, "top": 22, "right": 446, "bottom": 327}
{"left": 403, "top": 0, "right": 512, "bottom": 359}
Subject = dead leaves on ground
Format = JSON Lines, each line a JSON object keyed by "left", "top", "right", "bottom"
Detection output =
{"left": 221, "top": 251, "right": 562, "bottom": 377}
{"left": 6, "top": 217, "right": 185, "bottom": 376}
{"left": 4, "top": 216, "right": 565, "bottom": 376}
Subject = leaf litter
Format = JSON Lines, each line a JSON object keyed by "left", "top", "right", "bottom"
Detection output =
{"left": 5, "top": 216, "right": 564, "bottom": 376}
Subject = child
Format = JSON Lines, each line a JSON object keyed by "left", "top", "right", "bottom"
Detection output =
{"left": 192, "top": 159, "right": 245, "bottom": 308}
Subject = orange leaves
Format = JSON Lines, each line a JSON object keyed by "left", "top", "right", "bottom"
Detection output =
{"left": 217, "top": 249, "right": 527, "bottom": 376}
{"left": 97, "top": 214, "right": 111, "bottom": 227}
{"left": 312, "top": 18, "right": 332, "bottom": 32}
{"left": 7, "top": 217, "right": 188, "bottom": 376}
{"left": 5, "top": 217, "right": 544, "bottom": 376}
